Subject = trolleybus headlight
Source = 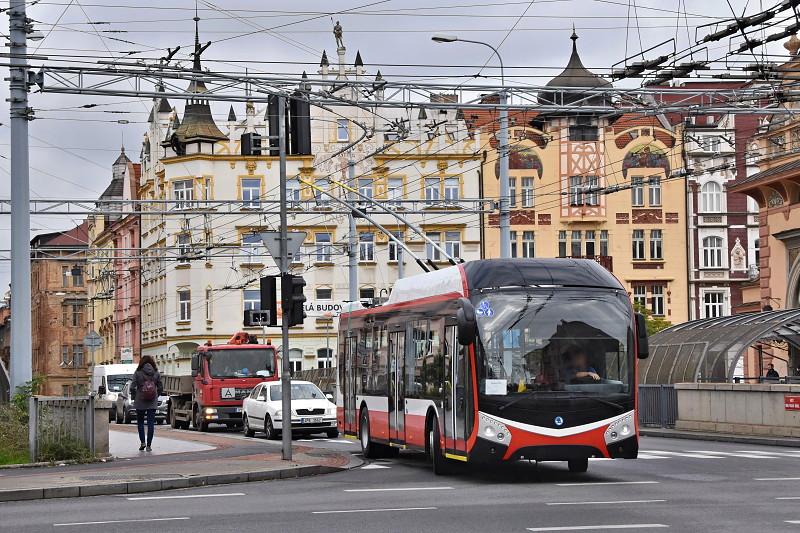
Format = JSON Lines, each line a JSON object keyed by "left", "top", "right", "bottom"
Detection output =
{"left": 478, "top": 412, "right": 511, "bottom": 446}
{"left": 484, "top": 426, "right": 496, "bottom": 438}
{"left": 620, "top": 423, "right": 631, "bottom": 437}
{"left": 604, "top": 413, "right": 634, "bottom": 445}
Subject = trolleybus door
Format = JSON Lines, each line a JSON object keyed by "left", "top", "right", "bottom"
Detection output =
{"left": 444, "top": 324, "right": 468, "bottom": 455}
{"left": 388, "top": 329, "right": 406, "bottom": 444}
{"left": 344, "top": 335, "right": 358, "bottom": 434}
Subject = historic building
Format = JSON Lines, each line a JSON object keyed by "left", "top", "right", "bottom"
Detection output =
{"left": 478, "top": 32, "right": 689, "bottom": 324}
{"left": 87, "top": 149, "right": 141, "bottom": 365}
{"left": 30, "top": 222, "right": 89, "bottom": 395}
{"left": 138, "top": 23, "right": 483, "bottom": 372}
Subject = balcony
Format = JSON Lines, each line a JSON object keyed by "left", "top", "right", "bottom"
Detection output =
{"left": 567, "top": 255, "right": 613, "bottom": 273}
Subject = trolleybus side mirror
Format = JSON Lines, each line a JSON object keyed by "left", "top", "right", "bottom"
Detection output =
{"left": 191, "top": 353, "right": 199, "bottom": 377}
{"left": 456, "top": 297, "right": 477, "bottom": 346}
{"left": 635, "top": 313, "right": 649, "bottom": 359}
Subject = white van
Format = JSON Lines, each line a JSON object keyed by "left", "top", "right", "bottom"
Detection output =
{"left": 92, "top": 364, "right": 137, "bottom": 419}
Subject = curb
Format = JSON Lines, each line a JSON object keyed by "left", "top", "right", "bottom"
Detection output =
{"left": 640, "top": 428, "right": 800, "bottom": 448}
{"left": 0, "top": 463, "right": 351, "bottom": 503}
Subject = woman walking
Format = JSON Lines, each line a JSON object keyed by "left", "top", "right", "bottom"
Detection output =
{"left": 129, "top": 355, "right": 163, "bottom": 451}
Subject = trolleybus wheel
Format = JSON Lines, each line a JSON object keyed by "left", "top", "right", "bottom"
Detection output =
{"left": 360, "top": 408, "right": 382, "bottom": 459}
{"left": 568, "top": 457, "right": 589, "bottom": 473}
{"left": 428, "top": 416, "right": 450, "bottom": 476}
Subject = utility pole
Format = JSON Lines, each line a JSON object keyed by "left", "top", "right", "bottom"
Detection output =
{"left": 348, "top": 159, "right": 358, "bottom": 302}
{"left": 498, "top": 88, "right": 511, "bottom": 259}
{"left": 8, "top": 0, "right": 33, "bottom": 393}
{"left": 278, "top": 96, "right": 292, "bottom": 461}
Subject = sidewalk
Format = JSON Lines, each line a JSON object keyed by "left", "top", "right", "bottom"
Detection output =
{"left": 0, "top": 426, "right": 360, "bottom": 502}
{"left": 641, "top": 427, "right": 800, "bottom": 448}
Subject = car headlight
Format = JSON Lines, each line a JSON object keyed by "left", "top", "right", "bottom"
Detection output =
{"left": 204, "top": 407, "right": 217, "bottom": 414}
{"left": 478, "top": 412, "right": 511, "bottom": 446}
{"left": 107, "top": 392, "right": 118, "bottom": 401}
{"left": 604, "top": 413, "right": 634, "bottom": 445}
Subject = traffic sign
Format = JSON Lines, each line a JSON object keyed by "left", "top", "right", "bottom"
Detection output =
{"left": 259, "top": 231, "right": 306, "bottom": 263}
{"left": 83, "top": 331, "right": 102, "bottom": 349}
{"left": 244, "top": 309, "right": 272, "bottom": 327}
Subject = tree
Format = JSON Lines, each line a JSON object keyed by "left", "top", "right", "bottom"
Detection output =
{"left": 633, "top": 303, "right": 672, "bottom": 336}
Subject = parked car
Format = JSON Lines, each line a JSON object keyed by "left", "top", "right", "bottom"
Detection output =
{"left": 115, "top": 380, "right": 168, "bottom": 424}
{"left": 242, "top": 380, "right": 338, "bottom": 440}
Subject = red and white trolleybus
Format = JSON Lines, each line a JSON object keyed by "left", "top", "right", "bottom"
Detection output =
{"left": 337, "top": 258, "right": 650, "bottom": 474}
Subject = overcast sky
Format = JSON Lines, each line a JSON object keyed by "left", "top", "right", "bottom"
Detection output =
{"left": 0, "top": 0, "right": 792, "bottom": 290}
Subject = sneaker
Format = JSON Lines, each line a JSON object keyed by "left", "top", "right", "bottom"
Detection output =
{"left": 139, "top": 443, "right": 146, "bottom": 451}
{"left": 146, "top": 446, "right": 152, "bottom": 452}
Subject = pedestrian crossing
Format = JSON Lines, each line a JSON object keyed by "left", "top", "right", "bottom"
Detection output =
{"left": 590, "top": 449, "right": 800, "bottom": 461}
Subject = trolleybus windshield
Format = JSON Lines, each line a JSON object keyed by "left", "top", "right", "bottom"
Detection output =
{"left": 474, "top": 288, "right": 632, "bottom": 401}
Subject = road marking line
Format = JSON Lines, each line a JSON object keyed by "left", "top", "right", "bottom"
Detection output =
{"left": 312, "top": 507, "right": 437, "bottom": 515}
{"left": 527, "top": 525, "right": 668, "bottom": 531}
{"left": 738, "top": 450, "right": 800, "bottom": 457}
{"left": 786, "top": 521, "right": 800, "bottom": 524}
{"left": 54, "top": 518, "right": 190, "bottom": 527}
{"left": 643, "top": 450, "right": 723, "bottom": 459}
{"left": 126, "top": 493, "right": 244, "bottom": 501}
{"left": 755, "top": 477, "right": 800, "bottom": 481}
{"left": 546, "top": 500, "right": 666, "bottom": 506}
{"left": 686, "top": 450, "right": 776, "bottom": 459}
{"left": 344, "top": 486, "right": 453, "bottom": 492}
{"left": 777, "top": 497, "right": 800, "bottom": 500}
{"left": 360, "top": 464, "right": 391, "bottom": 470}
{"left": 556, "top": 481, "right": 659, "bottom": 487}
{"left": 635, "top": 454, "right": 668, "bottom": 460}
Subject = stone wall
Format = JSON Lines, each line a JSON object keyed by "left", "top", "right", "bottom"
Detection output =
{"left": 675, "top": 383, "right": 800, "bottom": 438}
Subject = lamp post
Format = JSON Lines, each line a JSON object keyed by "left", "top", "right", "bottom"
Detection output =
{"left": 432, "top": 34, "right": 511, "bottom": 258}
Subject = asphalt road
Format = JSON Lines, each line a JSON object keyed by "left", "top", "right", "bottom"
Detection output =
{"left": 4, "top": 434, "right": 800, "bottom": 532}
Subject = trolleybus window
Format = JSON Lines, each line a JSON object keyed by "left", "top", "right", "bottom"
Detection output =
{"left": 474, "top": 289, "right": 631, "bottom": 399}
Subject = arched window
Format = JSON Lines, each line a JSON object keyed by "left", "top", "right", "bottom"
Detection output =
{"left": 703, "top": 236, "right": 723, "bottom": 268}
{"left": 701, "top": 181, "right": 723, "bottom": 213}
{"left": 317, "top": 348, "right": 333, "bottom": 369}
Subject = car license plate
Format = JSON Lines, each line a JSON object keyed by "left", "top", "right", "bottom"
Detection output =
{"left": 235, "top": 407, "right": 242, "bottom": 413}
{"left": 302, "top": 417, "right": 323, "bottom": 424}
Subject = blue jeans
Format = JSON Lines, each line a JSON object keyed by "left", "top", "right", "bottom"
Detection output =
{"left": 136, "top": 409, "right": 156, "bottom": 446}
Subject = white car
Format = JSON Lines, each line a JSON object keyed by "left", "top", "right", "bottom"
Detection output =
{"left": 242, "top": 380, "right": 338, "bottom": 440}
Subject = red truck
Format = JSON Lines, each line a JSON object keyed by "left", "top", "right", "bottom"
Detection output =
{"left": 165, "top": 332, "right": 279, "bottom": 431}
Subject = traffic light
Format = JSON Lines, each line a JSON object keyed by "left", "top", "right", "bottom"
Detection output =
{"left": 241, "top": 132, "right": 262, "bottom": 156}
{"left": 260, "top": 275, "right": 278, "bottom": 327}
{"left": 281, "top": 273, "right": 307, "bottom": 327}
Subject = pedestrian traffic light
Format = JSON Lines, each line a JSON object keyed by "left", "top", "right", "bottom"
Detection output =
{"left": 259, "top": 275, "right": 278, "bottom": 327}
{"left": 281, "top": 273, "right": 307, "bottom": 327}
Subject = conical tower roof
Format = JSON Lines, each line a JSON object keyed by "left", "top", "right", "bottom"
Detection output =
{"left": 538, "top": 30, "right": 611, "bottom": 107}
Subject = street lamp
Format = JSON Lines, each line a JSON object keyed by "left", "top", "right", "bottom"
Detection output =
{"left": 431, "top": 34, "right": 511, "bottom": 258}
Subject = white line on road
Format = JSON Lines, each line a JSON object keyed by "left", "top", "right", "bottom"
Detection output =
{"left": 126, "top": 492, "right": 245, "bottom": 501}
{"left": 737, "top": 450, "right": 800, "bottom": 457}
{"left": 54, "top": 518, "right": 190, "bottom": 527}
{"left": 786, "top": 521, "right": 800, "bottom": 524}
{"left": 686, "top": 450, "right": 776, "bottom": 459}
{"left": 527, "top": 525, "right": 668, "bottom": 531}
{"left": 755, "top": 477, "right": 800, "bottom": 481}
{"left": 556, "top": 481, "right": 660, "bottom": 487}
{"left": 343, "top": 486, "right": 453, "bottom": 492}
{"left": 546, "top": 500, "right": 667, "bottom": 506}
{"left": 643, "top": 450, "right": 723, "bottom": 459}
{"left": 777, "top": 497, "right": 800, "bottom": 500}
{"left": 312, "top": 507, "right": 437, "bottom": 514}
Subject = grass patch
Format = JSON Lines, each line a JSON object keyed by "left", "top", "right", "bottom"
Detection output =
{"left": 0, "top": 448, "right": 29, "bottom": 466}
{"left": 0, "top": 402, "right": 29, "bottom": 465}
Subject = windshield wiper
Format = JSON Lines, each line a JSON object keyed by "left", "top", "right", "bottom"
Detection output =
{"left": 568, "top": 394, "right": 626, "bottom": 413}
{"left": 498, "top": 389, "right": 542, "bottom": 411}
{"left": 498, "top": 391, "right": 626, "bottom": 413}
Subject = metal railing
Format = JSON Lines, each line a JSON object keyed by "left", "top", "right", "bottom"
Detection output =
{"left": 638, "top": 384, "right": 677, "bottom": 428}
{"left": 28, "top": 395, "right": 95, "bottom": 462}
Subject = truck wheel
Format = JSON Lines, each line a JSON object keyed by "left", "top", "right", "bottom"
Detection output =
{"left": 169, "top": 407, "right": 179, "bottom": 429}
{"left": 194, "top": 407, "right": 209, "bottom": 432}
{"left": 243, "top": 415, "right": 255, "bottom": 438}
{"left": 568, "top": 458, "right": 589, "bottom": 473}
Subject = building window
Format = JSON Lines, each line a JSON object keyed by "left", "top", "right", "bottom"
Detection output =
{"left": 703, "top": 291, "right": 725, "bottom": 318}
{"left": 178, "top": 289, "right": 191, "bottom": 321}
{"left": 63, "top": 303, "right": 85, "bottom": 328}
{"left": 315, "top": 233, "right": 332, "bottom": 263}
{"left": 337, "top": 119, "right": 349, "bottom": 142}
{"left": 316, "top": 287, "right": 332, "bottom": 300}
{"left": 444, "top": 231, "right": 461, "bottom": 259}
{"left": 72, "top": 266, "right": 84, "bottom": 287}
{"left": 702, "top": 135, "right": 720, "bottom": 152}
{"left": 600, "top": 230, "right": 609, "bottom": 256}
{"left": 522, "top": 231, "right": 535, "bottom": 258}
{"left": 62, "top": 266, "right": 70, "bottom": 287}
{"left": 205, "top": 288, "right": 212, "bottom": 321}
{"left": 631, "top": 177, "right": 644, "bottom": 207}
{"left": 703, "top": 236, "right": 723, "bottom": 267}
{"left": 173, "top": 179, "right": 194, "bottom": 209}
{"left": 701, "top": 181, "right": 722, "bottom": 213}
{"left": 204, "top": 177, "right": 212, "bottom": 202}
{"left": 651, "top": 284, "right": 665, "bottom": 316}
{"left": 650, "top": 229, "right": 663, "bottom": 260}
{"left": 358, "top": 178, "right": 374, "bottom": 200}
{"left": 241, "top": 178, "right": 261, "bottom": 208}
{"left": 558, "top": 230, "right": 567, "bottom": 258}
{"left": 571, "top": 230, "right": 582, "bottom": 257}
{"left": 317, "top": 348, "right": 333, "bottom": 369}
{"left": 585, "top": 176, "right": 599, "bottom": 206}
{"left": 424, "top": 177, "right": 440, "bottom": 203}
{"left": 444, "top": 177, "right": 459, "bottom": 201}
{"left": 314, "top": 179, "right": 331, "bottom": 207}
{"left": 72, "top": 345, "right": 84, "bottom": 367}
{"left": 289, "top": 348, "right": 303, "bottom": 374}
{"left": 569, "top": 117, "right": 598, "bottom": 141}
{"left": 61, "top": 345, "right": 70, "bottom": 366}
{"left": 360, "top": 287, "right": 375, "bottom": 300}
{"left": 177, "top": 233, "right": 191, "bottom": 264}
{"left": 632, "top": 229, "right": 645, "bottom": 260}
{"left": 569, "top": 176, "right": 583, "bottom": 206}
{"left": 359, "top": 233, "right": 375, "bottom": 262}
{"left": 243, "top": 289, "right": 260, "bottom": 312}
{"left": 388, "top": 231, "right": 403, "bottom": 262}
{"left": 585, "top": 230, "right": 596, "bottom": 257}
{"left": 754, "top": 238, "right": 760, "bottom": 264}
{"left": 426, "top": 232, "right": 442, "bottom": 261}
{"left": 510, "top": 231, "right": 518, "bottom": 258}
{"left": 633, "top": 285, "right": 647, "bottom": 310}
{"left": 387, "top": 178, "right": 403, "bottom": 205}
{"left": 286, "top": 178, "right": 301, "bottom": 203}
{"left": 521, "top": 177, "right": 535, "bottom": 208}
{"left": 241, "top": 233, "right": 263, "bottom": 263}
{"left": 648, "top": 176, "right": 662, "bottom": 206}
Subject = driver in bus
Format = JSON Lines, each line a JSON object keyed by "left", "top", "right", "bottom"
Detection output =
{"left": 564, "top": 345, "right": 601, "bottom": 383}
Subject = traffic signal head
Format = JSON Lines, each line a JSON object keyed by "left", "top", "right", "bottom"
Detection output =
{"left": 282, "top": 274, "right": 307, "bottom": 327}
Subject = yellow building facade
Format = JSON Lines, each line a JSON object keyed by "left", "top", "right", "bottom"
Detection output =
{"left": 478, "top": 35, "right": 689, "bottom": 324}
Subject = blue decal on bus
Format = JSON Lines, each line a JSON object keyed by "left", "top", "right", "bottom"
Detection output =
{"left": 476, "top": 299, "right": 495, "bottom": 318}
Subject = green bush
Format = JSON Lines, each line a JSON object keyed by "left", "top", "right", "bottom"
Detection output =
{"left": 0, "top": 402, "right": 28, "bottom": 465}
